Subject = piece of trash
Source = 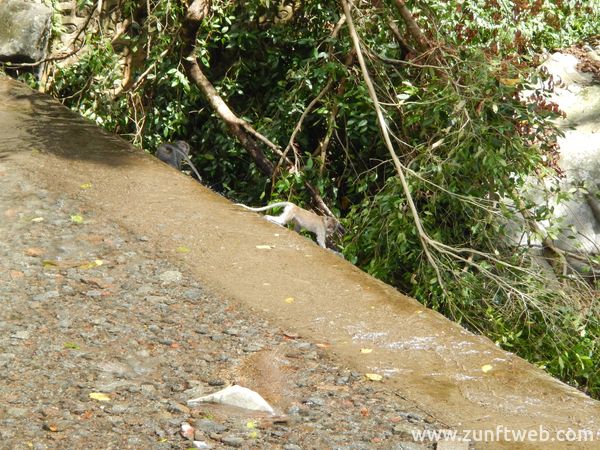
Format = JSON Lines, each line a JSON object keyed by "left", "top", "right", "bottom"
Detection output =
{"left": 80, "top": 182, "right": 93, "bottom": 189}
{"left": 284, "top": 297, "right": 294, "bottom": 304}
{"left": 180, "top": 422, "right": 195, "bottom": 439}
{"left": 188, "top": 385, "right": 275, "bottom": 414}
{"left": 360, "top": 348, "right": 373, "bottom": 354}
{"left": 481, "top": 364, "right": 493, "bottom": 373}
{"left": 176, "top": 246, "right": 190, "bottom": 254}
{"left": 255, "top": 245, "right": 272, "bottom": 250}
{"left": 31, "top": 217, "right": 44, "bottom": 223}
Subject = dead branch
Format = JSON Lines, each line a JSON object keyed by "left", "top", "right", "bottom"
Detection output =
{"left": 180, "top": 0, "right": 275, "bottom": 176}
{"left": 180, "top": 0, "right": 338, "bottom": 218}
{"left": 275, "top": 79, "right": 333, "bottom": 175}
{"left": 391, "top": 0, "right": 429, "bottom": 52}
{"left": 341, "top": 0, "right": 445, "bottom": 288}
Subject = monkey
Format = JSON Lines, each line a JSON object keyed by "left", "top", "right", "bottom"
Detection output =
{"left": 156, "top": 140, "right": 202, "bottom": 182}
{"left": 156, "top": 140, "right": 189, "bottom": 170}
{"left": 236, "top": 202, "right": 344, "bottom": 249}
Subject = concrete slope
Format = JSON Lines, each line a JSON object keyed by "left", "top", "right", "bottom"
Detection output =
{"left": 1, "top": 77, "right": 599, "bottom": 448}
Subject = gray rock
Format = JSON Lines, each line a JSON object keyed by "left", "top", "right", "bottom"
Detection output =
{"left": 221, "top": 435, "right": 244, "bottom": 447}
{"left": 304, "top": 396, "right": 326, "bottom": 407}
{"left": 10, "top": 330, "right": 30, "bottom": 340}
{"left": 6, "top": 407, "right": 28, "bottom": 417}
{"left": 0, "top": 353, "right": 15, "bottom": 368}
{"left": 184, "top": 288, "right": 203, "bottom": 300}
{"left": 167, "top": 402, "right": 190, "bottom": 415}
{"left": 195, "top": 419, "right": 227, "bottom": 434}
{"left": 393, "top": 442, "right": 430, "bottom": 450}
{"left": 158, "top": 270, "right": 183, "bottom": 283}
{"left": 32, "top": 290, "right": 59, "bottom": 302}
{"left": 0, "top": 0, "right": 52, "bottom": 63}
{"left": 242, "top": 344, "right": 263, "bottom": 352}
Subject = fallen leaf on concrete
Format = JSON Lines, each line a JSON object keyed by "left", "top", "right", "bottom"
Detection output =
{"left": 365, "top": 373, "right": 383, "bottom": 382}
{"left": 89, "top": 392, "right": 110, "bottom": 402}
{"left": 80, "top": 276, "right": 111, "bottom": 289}
{"left": 25, "top": 247, "right": 45, "bottom": 257}
{"left": 70, "top": 214, "right": 84, "bottom": 224}
{"left": 43, "top": 259, "right": 87, "bottom": 269}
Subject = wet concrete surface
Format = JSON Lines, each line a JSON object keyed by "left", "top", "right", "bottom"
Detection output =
{"left": 2, "top": 76, "right": 600, "bottom": 448}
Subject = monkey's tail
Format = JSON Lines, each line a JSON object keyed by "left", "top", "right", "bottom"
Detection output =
{"left": 235, "top": 202, "right": 292, "bottom": 212}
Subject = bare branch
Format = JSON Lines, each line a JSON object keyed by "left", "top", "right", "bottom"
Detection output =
{"left": 341, "top": 0, "right": 446, "bottom": 288}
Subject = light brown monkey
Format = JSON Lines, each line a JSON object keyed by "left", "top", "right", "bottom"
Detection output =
{"left": 236, "top": 202, "right": 343, "bottom": 248}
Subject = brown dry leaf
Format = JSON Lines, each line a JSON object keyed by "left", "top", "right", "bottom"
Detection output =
{"left": 80, "top": 276, "right": 111, "bottom": 289}
{"left": 43, "top": 423, "right": 59, "bottom": 432}
{"left": 25, "top": 247, "right": 45, "bottom": 257}
{"left": 282, "top": 331, "right": 300, "bottom": 339}
{"left": 499, "top": 77, "right": 521, "bottom": 86}
{"left": 9, "top": 270, "right": 24, "bottom": 279}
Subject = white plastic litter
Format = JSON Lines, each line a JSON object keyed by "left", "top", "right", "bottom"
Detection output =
{"left": 187, "top": 385, "right": 275, "bottom": 414}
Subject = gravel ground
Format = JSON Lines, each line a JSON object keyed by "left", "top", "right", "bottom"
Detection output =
{"left": 0, "top": 162, "right": 441, "bottom": 449}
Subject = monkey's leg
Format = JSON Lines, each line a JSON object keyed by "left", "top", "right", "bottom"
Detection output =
{"left": 315, "top": 230, "right": 327, "bottom": 248}
{"left": 265, "top": 215, "right": 286, "bottom": 227}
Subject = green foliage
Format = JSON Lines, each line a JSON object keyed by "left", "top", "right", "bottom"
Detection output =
{"left": 419, "top": 0, "right": 600, "bottom": 53}
{"left": 41, "top": 0, "right": 600, "bottom": 396}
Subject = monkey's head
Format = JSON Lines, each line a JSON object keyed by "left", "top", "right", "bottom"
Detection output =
{"left": 325, "top": 217, "right": 345, "bottom": 237}
{"left": 156, "top": 141, "right": 190, "bottom": 170}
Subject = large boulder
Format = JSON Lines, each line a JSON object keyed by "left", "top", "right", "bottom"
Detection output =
{"left": 0, "top": 0, "right": 52, "bottom": 63}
